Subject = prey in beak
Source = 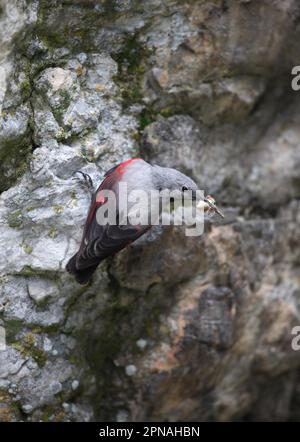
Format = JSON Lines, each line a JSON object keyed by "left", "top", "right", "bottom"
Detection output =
{"left": 197, "top": 195, "right": 224, "bottom": 219}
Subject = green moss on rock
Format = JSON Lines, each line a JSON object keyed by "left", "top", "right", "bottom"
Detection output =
{"left": 113, "top": 35, "right": 151, "bottom": 109}
{"left": 11, "top": 333, "right": 48, "bottom": 368}
{"left": 5, "top": 319, "right": 25, "bottom": 344}
{"left": 7, "top": 210, "right": 23, "bottom": 229}
{"left": 53, "top": 205, "right": 64, "bottom": 214}
{"left": 20, "top": 241, "right": 33, "bottom": 254}
{"left": 48, "top": 227, "right": 58, "bottom": 239}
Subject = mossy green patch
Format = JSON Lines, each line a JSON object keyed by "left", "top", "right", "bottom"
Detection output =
{"left": 20, "top": 241, "right": 33, "bottom": 254}
{"left": 0, "top": 390, "right": 15, "bottom": 421}
{"left": 48, "top": 227, "right": 58, "bottom": 239}
{"left": 53, "top": 204, "right": 64, "bottom": 214}
{"left": 17, "top": 265, "right": 37, "bottom": 277}
{"left": 52, "top": 107, "right": 65, "bottom": 125}
{"left": 40, "top": 404, "right": 66, "bottom": 422}
{"left": 139, "top": 106, "right": 179, "bottom": 132}
{"left": 55, "top": 128, "right": 67, "bottom": 142}
{"left": 5, "top": 319, "right": 25, "bottom": 344}
{"left": 7, "top": 210, "right": 23, "bottom": 229}
{"left": 112, "top": 35, "right": 175, "bottom": 133}
{"left": 0, "top": 136, "right": 32, "bottom": 193}
{"left": 34, "top": 0, "right": 122, "bottom": 54}
{"left": 58, "top": 89, "right": 71, "bottom": 108}
{"left": 11, "top": 333, "right": 47, "bottom": 368}
{"left": 20, "top": 79, "right": 32, "bottom": 100}
{"left": 139, "top": 107, "right": 156, "bottom": 131}
{"left": 113, "top": 35, "right": 151, "bottom": 109}
{"left": 17, "top": 265, "right": 60, "bottom": 282}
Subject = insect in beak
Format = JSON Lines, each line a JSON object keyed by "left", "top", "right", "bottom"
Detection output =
{"left": 198, "top": 195, "right": 225, "bottom": 218}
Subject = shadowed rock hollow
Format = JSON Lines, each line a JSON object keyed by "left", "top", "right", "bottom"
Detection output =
{"left": 0, "top": 0, "right": 299, "bottom": 422}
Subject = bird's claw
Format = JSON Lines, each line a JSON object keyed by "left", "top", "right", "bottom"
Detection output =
{"left": 73, "top": 170, "right": 94, "bottom": 190}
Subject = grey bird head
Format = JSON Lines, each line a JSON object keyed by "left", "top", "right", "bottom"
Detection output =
{"left": 152, "top": 165, "right": 198, "bottom": 201}
{"left": 151, "top": 164, "right": 224, "bottom": 218}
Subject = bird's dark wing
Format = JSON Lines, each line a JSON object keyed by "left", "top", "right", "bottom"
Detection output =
{"left": 75, "top": 168, "right": 149, "bottom": 270}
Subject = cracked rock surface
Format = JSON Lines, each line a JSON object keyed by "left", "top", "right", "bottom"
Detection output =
{"left": 0, "top": 0, "right": 299, "bottom": 422}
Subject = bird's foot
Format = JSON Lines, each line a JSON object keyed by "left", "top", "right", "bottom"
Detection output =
{"left": 72, "top": 170, "right": 94, "bottom": 195}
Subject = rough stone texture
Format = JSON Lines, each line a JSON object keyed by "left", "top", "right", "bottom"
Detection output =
{"left": 0, "top": 0, "right": 299, "bottom": 422}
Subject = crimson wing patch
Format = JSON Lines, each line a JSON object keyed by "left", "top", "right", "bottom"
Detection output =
{"left": 75, "top": 166, "right": 149, "bottom": 270}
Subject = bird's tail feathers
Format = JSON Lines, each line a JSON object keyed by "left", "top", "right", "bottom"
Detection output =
{"left": 66, "top": 253, "right": 99, "bottom": 285}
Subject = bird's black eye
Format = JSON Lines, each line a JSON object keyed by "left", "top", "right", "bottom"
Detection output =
{"left": 182, "top": 186, "right": 189, "bottom": 192}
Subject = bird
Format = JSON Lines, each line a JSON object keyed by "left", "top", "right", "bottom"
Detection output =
{"left": 66, "top": 157, "right": 223, "bottom": 285}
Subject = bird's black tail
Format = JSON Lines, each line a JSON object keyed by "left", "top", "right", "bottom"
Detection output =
{"left": 66, "top": 253, "right": 99, "bottom": 285}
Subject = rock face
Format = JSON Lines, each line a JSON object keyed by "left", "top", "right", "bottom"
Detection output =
{"left": 0, "top": 0, "right": 299, "bottom": 422}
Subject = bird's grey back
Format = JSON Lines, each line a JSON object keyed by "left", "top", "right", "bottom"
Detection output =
{"left": 151, "top": 164, "right": 198, "bottom": 191}
{"left": 121, "top": 159, "right": 153, "bottom": 193}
